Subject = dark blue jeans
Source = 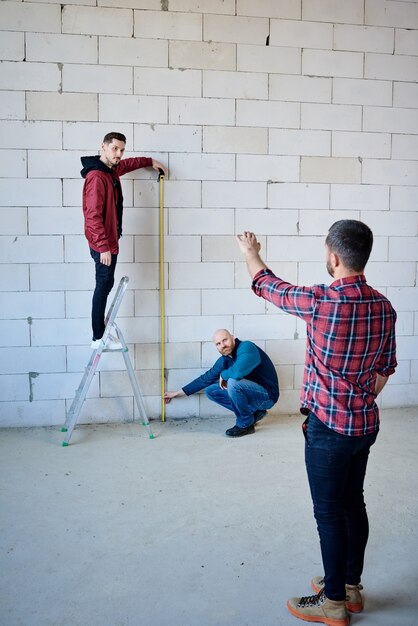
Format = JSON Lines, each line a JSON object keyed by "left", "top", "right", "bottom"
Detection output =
{"left": 205, "top": 378, "right": 274, "bottom": 428}
{"left": 90, "top": 248, "right": 118, "bottom": 340}
{"left": 304, "top": 412, "right": 378, "bottom": 601}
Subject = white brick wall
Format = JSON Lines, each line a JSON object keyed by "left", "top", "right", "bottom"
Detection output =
{"left": 0, "top": 0, "right": 416, "bottom": 427}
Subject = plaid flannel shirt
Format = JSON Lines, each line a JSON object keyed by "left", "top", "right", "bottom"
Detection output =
{"left": 252, "top": 269, "right": 397, "bottom": 436}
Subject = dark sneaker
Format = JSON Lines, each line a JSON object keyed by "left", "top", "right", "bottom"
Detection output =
{"left": 311, "top": 576, "right": 363, "bottom": 613}
{"left": 253, "top": 409, "right": 267, "bottom": 423}
{"left": 287, "top": 589, "right": 349, "bottom": 626}
{"left": 225, "top": 424, "right": 255, "bottom": 437}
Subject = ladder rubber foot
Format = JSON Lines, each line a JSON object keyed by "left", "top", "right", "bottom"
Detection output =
{"left": 61, "top": 427, "right": 68, "bottom": 432}
{"left": 149, "top": 434, "right": 155, "bottom": 439}
{"left": 61, "top": 441, "right": 69, "bottom": 447}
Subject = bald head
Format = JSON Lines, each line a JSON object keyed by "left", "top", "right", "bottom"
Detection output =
{"left": 213, "top": 329, "right": 235, "bottom": 356}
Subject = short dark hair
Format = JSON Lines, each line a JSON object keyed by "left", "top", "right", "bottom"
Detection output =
{"left": 103, "top": 132, "right": 126, "bottom": 144}
{"left": 326, "top": 220, "right": 373, "bottom": 272}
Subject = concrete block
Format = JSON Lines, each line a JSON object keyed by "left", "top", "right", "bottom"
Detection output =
{"left": 29, "top": 207, "right": 83, "bottom": 236}
{"left": 63, "top": 5, "right": 132, "bottom": 36}
{"left": 169, "top": 97, "right": 235, "bottom": 126}
{"left": 275, "top": 364, "right": 294, "bottom": 390}
{"left": 365, "top": 237, "right": 389, "bottom": 262}
{"left": 386, "top": 287, "right": 418, "bottom": 312}
{"left": 168, "top": 315, "right": 233, "bottom": 342}
{"left": 390, "top": 186, "right": 418, "bottom": 212}
{"left": 237, "top": 155, "right": 299, "bottom": 182}
{"left": 395, "top": 29, "right": 418, "bottom": 56}
{"left": 0, "top": 207, "right": 27, "bottom": 235}
{"left": 0, "top": 236, "right": 63, "bottom": 264}
{"left": 269, "top": 129, "right": 331, "bottom": 156}
{"left": 0, "top": 32, "right": 24, "bottom": 60}
{"left": 202, "top": 235, "right": 267, "bottom": 262}
{"left": 270, "top": 18, "right": 332, "bottom": 49}
{"left": 389, "top": 237, "right": 418, "bottom": 262}
{"left": 63, "top": 65, "right": 133, "bottom": 95}
{"left": 100, "top": 369, "right": 159, "bottom": 397}
{"left": 236, "top": 101, "right": 300, "bottom": 128}
{"left": 0, "top": 292, "right": 64, "bottom": 320}
{"left": 77, "top": 397, "right": 133, "bottom": 424}
{"left": 203, "top": 70, "right": 268, "bottom": 100}
{"left": 0, "top": 265, "right": 29, "bottom": 292}
{"left": 66, "top": 345, "right": 132, "bottom": 373}
{"left": 362, "top": 160, "right": 418, "bottom": 186}
{"left": 367, "top": 262, "right": 416, "bottom": 288}
{"left": 135, "top": 235, "right": 201, "bottom": 262}
{"left": 123, "top": 207, "right": 159, "bottom": 238}
{"left": 134, "top": 68, "right": 200, "bottom": 97}
{"left": 203, "top": 127, "right": 267, "bottom": 155}
{"left": 332, "top": 131, "right": 391, "bottom": 158}
{"left": 298, "top": 261, "right": 334, "bottom": 285}
{"left": 27, "top": 150, "right": 83, "bottom": 179}
{"left": 333, "top": 78, "right": 392, "bottom": 107}
{"left": 0, "top": 92, "right": 25, "bottom": 120}
{"left": 99, "top": 0, "right": 158, "bottom": 8}
{"left": 62, "top": 179, "right": 85, "bottom": 208}
{"left": 0, "top": 346, "right": 66, "bottom": 375}
{"left": 302, "top": 104, "right": 361, "bottom": 131}
{"left": 237, "top": 0, "right": 300, "bottom": 19}
{"left": 30, "top": 263, "right": 93, "bottom": 291}
{"left": 237, "top": 44, "right": 300, "bottom": 74}
{"left": 162, "top": 181, "right": 202, "bottom": 207}
{"left": 0, "top": 375, "right": 28, "bottom": 402}
{"left": 268, "top": 183, "right": 329, "bottom": 209}
{"left": 204, "top": 14, "right": 269, "bottom": 45}
{"left": 171, "top": 0, "right": 235, "bottom": 13}
{"left": 331, "top": 184, "right": 389, "bottom": 211}
{"left": 0, "top": 61, "right": 61, "bottom": 92}
{"left": 164, "top": 341, "right": 201, "bottom": 369}
{"left": 0, "top": 178, "right": 62, "bottom": 206}
{"left": 134, "top": 9, "right": 201, "bottom": 40}
{"left": 235, "top": 261, "right": 298, "bottom": 288}
{"left": 394, "top": 336, "right": 418, "bottom": 361}
{"left": 334, "top": 24, "right": 394, "bottom": 53}
{"left": 234, "top": 313, "right": 296, "bottom": 341}
{"left": 0, "top": 121, "right": 62, "bottom": 150}
{"left": 163, "top": 393, "right": 199, "bottom": 419}
{"left": 301, "top": 157, "right": 361, "bottom": 184}
{"left": 169, "top": 41, "right": 236, "bottom": 71}
{"left": 412, "top": 361, "right": 418, "bottom": 384}
{"left": 202, "top": 289, "right": 265, "bottom": 315}
{"left": 394, "top": 312, "right": 414, "bottom": 337}
{"left": 169, "top": 263, "right": 234, "bottom": 289}
{"left": 202, "top": 181, "right": 266, "bottom": 208}
{"left": 32, "top": 372, "right": 99, "bottom": 401}
{"left": 202, "top": 340, "right": 227, "bottom": 367}
{"left": 299, "top": 209, "right": 360, "bottom": 236}
{"left": 31, "top": 318, "right": 92, "bottom": 347}
{"left": 62, "top": 122, "right": 133, "bottom": 150}
{"left": 114, "top": 263, "right": 159, "bottom": 290}
{"left": 199, "top": 393, "right": 231, "bottom": 418}
{"left": 99, "top": 36, "right": 167, "bottom": 67}
{"left": 392, "top": 135, "right": 418, "bottom": 160}
{"left": 0, "top": 400, "right": 65, "bottom": 427}
{"left": 0, "top": 2, "right": 61, "bottom": 33}
{"left": 0, "top": 320, "right": 29, "bottom": 347}
{"left": 133, "top": 342, "right": 161, "bottom": 370}
{"left": 169, "top": 153, "right": 235, "bottom": 181}
{"left": 65, "top": 234, "right": 133, "bottom": 263}
{"left": 303, "top": 50, "right": 363, "bottom": 79}
{"left": 236, "top": 209, "right": 298, "bottom": 235}
{"left": 366, "top": 0, "right": 418, "bottom": 29}
{"left": 27, "top": 93, "right": 98, "bottom": 122}
{"left": 66, "top": 289, "right": 134, "bottom": 319}
{"left": 0, "top": 150, "right": 26, "bottom": 178}
{"left": 303, "top": 0, "right": 364, "bottom": 24}
{"left": 266, "top": 236, "right": 325, "bottom": 262}
{"left": 394, "top": 82, "right": 418, "bottom": 108}
{"left": 169, "top": 208, "right": 234, "bottom": 235}
{"left": 381, "top": 383, "right": 418, "bottom": 409}
{"left": 269, "top": 75, "right": 331, "bottom": 103}
{"left": 365, "top": 53, "right": 418, "bottom": 82}
{"left": 26, "top": 33, "right": 97, "bottom": 63}
{"left": 165, "top": 290, "right": 201, "bottom": 317}
{"left": 133, "top": 180, "right": 159, "bottom": 208}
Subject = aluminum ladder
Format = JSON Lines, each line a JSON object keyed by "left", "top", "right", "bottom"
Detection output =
{"left": 61, "top": 276, "right": 154, "bottom": 445}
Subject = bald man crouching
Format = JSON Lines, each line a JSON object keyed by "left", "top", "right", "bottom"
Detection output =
{"left": 164, "top": 329, "right": 279, "bottom": 437}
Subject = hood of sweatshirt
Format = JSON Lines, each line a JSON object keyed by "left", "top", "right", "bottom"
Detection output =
{"left": 80, "top": 155, "right": 113, "bottom": 179}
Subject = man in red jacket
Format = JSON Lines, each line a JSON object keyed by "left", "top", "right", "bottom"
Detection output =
{"left": 81, "top": 131, "right": 167, "bottom": 350}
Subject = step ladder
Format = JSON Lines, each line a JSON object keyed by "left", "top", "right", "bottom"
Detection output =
{"left": 61, "top": 276, "right": 154, "bottom": 446}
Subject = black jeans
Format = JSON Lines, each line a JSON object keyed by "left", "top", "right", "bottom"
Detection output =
{"left": 303, "top": 411, "right": 378, "bottom": 601}
{"left": 90, "top": 248, "right": 118, "bottom": 340}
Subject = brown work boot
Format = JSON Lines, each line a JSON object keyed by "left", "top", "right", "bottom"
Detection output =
{"left": 311, "top": 576, "right": 364, "bottom": 613}
{"left": 287, "top": 589, "right": 349, "bottom": 626}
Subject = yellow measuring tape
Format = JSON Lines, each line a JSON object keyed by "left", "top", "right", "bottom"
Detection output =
{"left": 159, "top": 170, "right": 165, "bottom": 422}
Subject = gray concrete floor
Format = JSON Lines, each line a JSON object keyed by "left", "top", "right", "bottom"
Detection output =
{"left": 1, "top": 408, "right": 418, "bottom": 626}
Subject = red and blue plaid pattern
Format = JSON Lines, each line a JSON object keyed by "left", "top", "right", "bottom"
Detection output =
{"left": 252, "top": 269, "right": 397, "bottom": 436}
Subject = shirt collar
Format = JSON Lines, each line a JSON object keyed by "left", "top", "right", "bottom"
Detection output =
{"left": 330, "top": 274, "right": 367, "bottom": 288}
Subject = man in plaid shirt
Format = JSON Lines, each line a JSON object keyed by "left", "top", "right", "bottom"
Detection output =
{"left": 236, "top": 220, "right": 397, "bottom": 626}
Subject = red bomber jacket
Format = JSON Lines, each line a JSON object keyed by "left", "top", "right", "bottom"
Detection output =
{"left": 81, "top": 155, "right": 152, "bottom": 254}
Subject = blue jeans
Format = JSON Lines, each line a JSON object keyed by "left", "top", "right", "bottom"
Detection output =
{"left": 304, "top": 412, "right": 378, "bottom": 601}
{"left": 205, "top": 378, "right": 274, "bottom": 428}
{"left": 90, "top": 248, "right": 118, "bottom": 340}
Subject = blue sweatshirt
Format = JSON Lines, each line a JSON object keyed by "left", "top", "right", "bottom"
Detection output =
{"left": 182, "top": 339, "right": 279, "bottom": 403}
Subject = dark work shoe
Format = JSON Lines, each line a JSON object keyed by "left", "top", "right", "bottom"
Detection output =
{"left": 254, "top": 409, "right": 267, "bottom": 423}
{"left": 225, "top": 424, "right": 255, "bottom": 437}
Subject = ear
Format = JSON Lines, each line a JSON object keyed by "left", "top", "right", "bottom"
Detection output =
{"left": 331, "top": 252, "right": 340, "bottom": 268}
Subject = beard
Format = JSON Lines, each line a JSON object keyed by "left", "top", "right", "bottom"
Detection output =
{"left": 326, "top": 259, "right": 334, "bottom": 277}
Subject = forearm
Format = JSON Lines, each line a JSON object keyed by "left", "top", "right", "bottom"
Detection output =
{"left": 375, "top": 373, "right": 388, "bottom": 396}
{"left": 245, "top": 251, "right": 267, "bottom": 279}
